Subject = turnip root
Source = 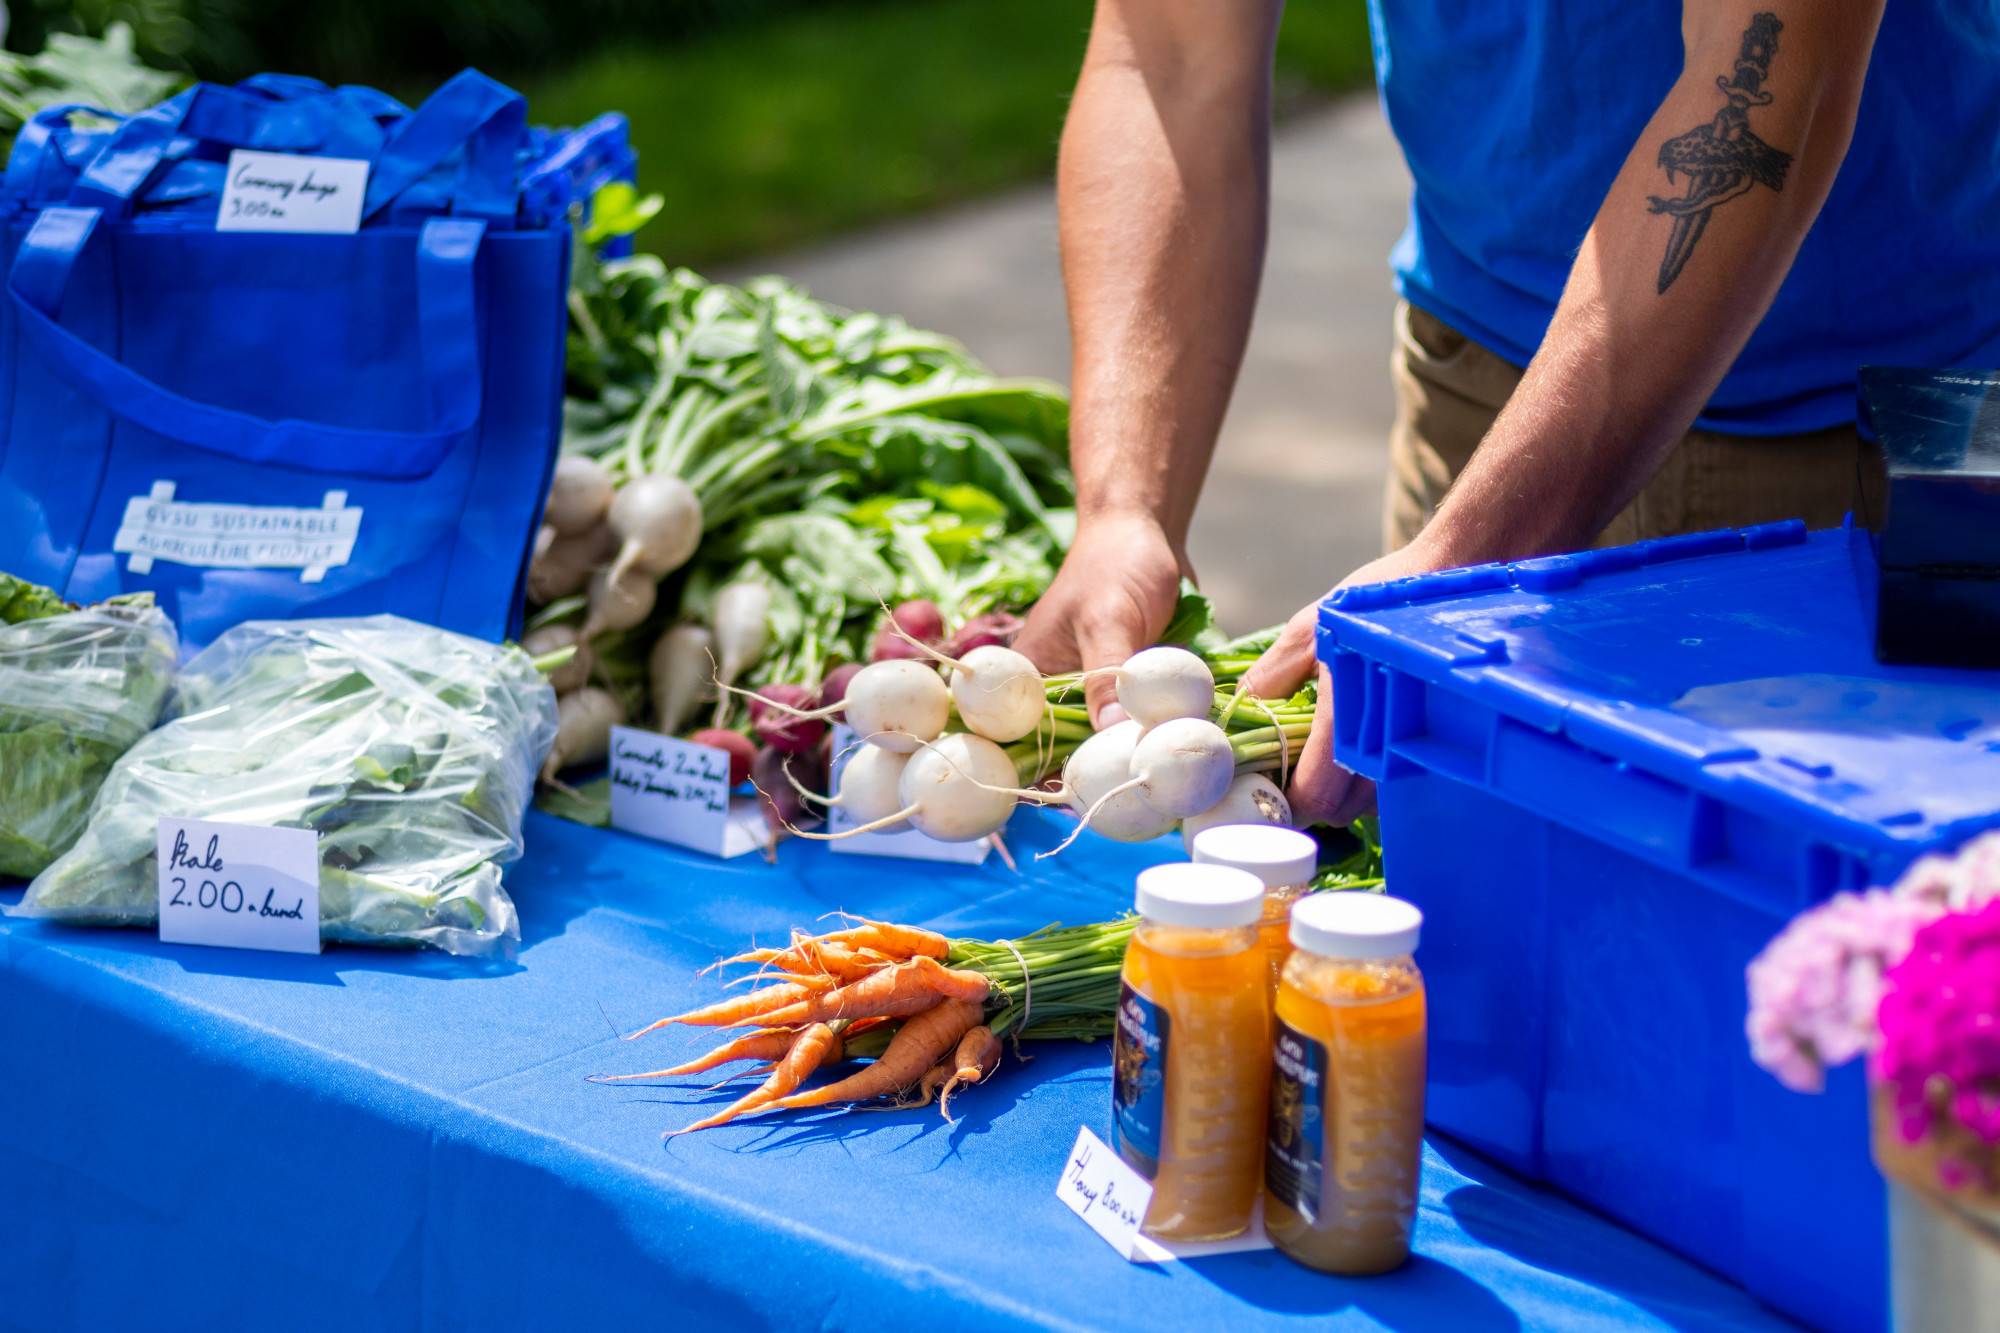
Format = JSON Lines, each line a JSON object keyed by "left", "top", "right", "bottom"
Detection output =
{"left": 523, "top": 622, "right": 589, "bottom": 694}
{"left": 948, "top": 644, "right": 1045, "bottom": 744}
{"left": 1106, "top": 646, "right": 1215, "bottom": 727}
{"left": 751, "top": 683, "right": 827, "bottom": 754}
{"left": 690, "top": 727, "right": 755, "bottom": 787}
{"left": 529, "top": 524, "right": 613, "bottom": 605}
{"left": 542, "top": 686, "right": 623, "bottom": 783}
{"left": 833, "top": 744, "right": 912, "bottom": 824}
{"left": 1123, "top": 717, "right": 1236, "bottom": 818}
{"left": 583, "top": 562, "right": 655, "bottom": 639}
{"left": 545, "top": 455, "right": 615, "bottom": 536}
{"left": 651, "top": 624, "right": 714, "bottom": 735}
{"left": 713, "top": 657, "right": 950, "bottom": 754}
{"left": 1059, "top": 720, "right": 1176, "bottom": 845}
{"left": 797, "top": 733, "right": 1019, "bottom": 844}
{"left": 843, "top": 659, "right": 949, "bottom": 753}
{"left": 1181, "top": 773, "right": 1293, "bottom": 853}
{"left": 710, "top": 582, "right": 771, "bottom": 725}
{"left": 608, "top": 473, "right": 703, "bottom": 583}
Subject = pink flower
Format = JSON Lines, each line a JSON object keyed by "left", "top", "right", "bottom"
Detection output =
{"left": 1741, "top": 831, "right": 2000, "bottom": 1094}
{"left": 1873, "top": 898, "right": 2000, "bottom": 1189}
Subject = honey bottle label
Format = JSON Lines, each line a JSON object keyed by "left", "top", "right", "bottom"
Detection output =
{"left": 1267, "top": 1016, "right": 1326, "bottom": 1221}
{"left": 1111, "top": 980, "right": 1169, "bottom": 1178}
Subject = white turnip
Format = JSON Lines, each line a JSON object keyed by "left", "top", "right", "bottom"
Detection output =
{"left": 833, "top": 743, "right": 911, "bottom": 824}
{"left": 1058, "top": 721, "right": 1177, "bottom": 845}
{"left": 799, "top": 732, "right": 1018, "bottom": 844}
{"left": 711, "top": 581, "right": 771, "bottom": 709}
{"left": 948, "top": 644, "right": 1045, "bottom": 744}
{"left": 1124, "top": 717, "right": 1235, "bottom": 818}
{"left": 582, "top": 563, "right": 655, "bottom": 639}
{"left": 651, "top": 623, "right": 714, "bottom": 735}
{"left": 542, "top": 686, "right": 623, "bottom": 783}
{"left": 1181, "top": 773, "right": 1292, "bottom": 853}
{"left": 1107, "top": 646, "right": 1215, "bottom": 727}
{"left": 545, "top": 455, "right": 615, "bottom": 536}
{"left": 522, "top": 622, "right": 589, "bottom": 694}
{"left": 608, "top": 473, "right": 703, "bottom": 583}
{"left": 842, "top": 658, "right": 950, "bottom": 753}
{"left": 528, "top": 524, "right": 613, "bottom": 605}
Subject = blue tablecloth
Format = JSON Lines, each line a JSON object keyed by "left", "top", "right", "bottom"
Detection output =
{"left": 1, "top": 810, "right": 1799, "bottom": 1332}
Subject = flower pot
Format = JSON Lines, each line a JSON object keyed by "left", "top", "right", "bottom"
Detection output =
{"left": 1873, "top": 1089, "right": 2000, "bottom": 1331}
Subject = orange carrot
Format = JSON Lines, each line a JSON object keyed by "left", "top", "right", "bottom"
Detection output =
{"left": 752, "top": 957, "right": 990, "bottom": 1028}
{"left": 670, "top": 1022, "right": 846, "bottom": 1135}
{"left": 591, "top": 1028, "right": 801, "bottom": 1083}
{"left": 770, "top": 998, "right": 984, "bottom": 1111}
{"left": 717, "top": 920, "right": 948, "bottom": 971}
{"left": 626, "top": 979, "right": 823, "bottom": 1035}
{"left": 939, "top": 1024, "right": 1003, "bottom": 1122}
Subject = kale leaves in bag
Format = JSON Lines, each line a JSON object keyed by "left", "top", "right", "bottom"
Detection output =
{"left": 0, "top": 574, "right": 177, "bottom": 878}
{"left": 15, "top": 616, "right": 557, "bottom": 955}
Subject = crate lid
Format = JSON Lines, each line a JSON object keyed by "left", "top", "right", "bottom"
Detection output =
{"left": 1320, "top": 521, "right": 2000, "bottom": 855}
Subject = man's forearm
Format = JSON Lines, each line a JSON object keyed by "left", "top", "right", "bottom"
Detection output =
{"left": 1416, "top": 3, "right": 1884, "bottom": 570}
{"left": 1058, "top": 0, "right": 1282, "bottom": 548}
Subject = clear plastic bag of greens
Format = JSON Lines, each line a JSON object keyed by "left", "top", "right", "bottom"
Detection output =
{"left": 14, "top": 616, "right": 558, "bottom": 955}
{"left": 0, "top": 576, "right": 178, "bottom": 879}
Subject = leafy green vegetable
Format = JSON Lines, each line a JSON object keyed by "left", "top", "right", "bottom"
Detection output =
{"left": 0, "top": 577, "right": 177, "bottom": 879}
{"left": 552, "top": 245, "right": 1073, "bottom": 720}
{"left": 0, "top": 24, "right": 181, "bottom": 156}
{"left": 12, "top": 617, "right": 557, "bottom": 955}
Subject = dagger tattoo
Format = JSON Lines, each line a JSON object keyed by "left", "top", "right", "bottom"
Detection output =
{"left": 1648, "top": 12, "right": 1793, "bottom": 293}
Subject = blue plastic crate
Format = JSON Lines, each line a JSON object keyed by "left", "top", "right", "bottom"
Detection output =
{"left": 1318, "top": 519, "right": 2000, "bottom": 1333}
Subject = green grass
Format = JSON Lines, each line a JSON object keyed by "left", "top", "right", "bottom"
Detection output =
{"left": 519, "top": 0, "right": 1374, "bottom": 266}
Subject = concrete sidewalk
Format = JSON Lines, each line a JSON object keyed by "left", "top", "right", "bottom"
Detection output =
{"left": 725, "top": 95, "right": 1411, "bottom": 633}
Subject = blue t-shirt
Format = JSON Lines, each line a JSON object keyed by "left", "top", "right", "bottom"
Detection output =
{"left": 1370, "top": 2, "right": 2000, "bottom": 435}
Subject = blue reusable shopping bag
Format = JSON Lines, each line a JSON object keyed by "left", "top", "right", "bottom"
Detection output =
{"left": 0, "top": 71, "right": 571, "bottom": 649}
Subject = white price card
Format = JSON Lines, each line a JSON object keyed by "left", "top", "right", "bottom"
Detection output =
{"left": 217, "top": 150, "right": 369, "bottom": 234}
{"left": 608, "top": 726, "right": 771, "bottom": 860}
{"left": 1055, "top": 1125, "right": 1271, "bottom": 1264}
{"left": 156, "top": 817, "right": 321, "bottom": 955}
{"left": 826, "top": 724, "right": 991, "bottom": 864}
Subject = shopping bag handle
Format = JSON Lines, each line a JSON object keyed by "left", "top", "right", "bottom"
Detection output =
{"left": 8, "top": 207, "right": 485, "bottom": 480}
{"left": 65, "top": 71, "right": 523, "bottom": 224}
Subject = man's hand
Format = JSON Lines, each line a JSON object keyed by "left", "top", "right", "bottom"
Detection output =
{"left": 1239, "top": 545, "right": 1435, "bottom": 826}
{"left": 1016, "top": 513, "right": 1189, "bottom": 726}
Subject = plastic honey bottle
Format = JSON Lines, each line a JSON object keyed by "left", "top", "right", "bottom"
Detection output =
{"left": 1112, "top": 862, "right": 1271, "bottom": 1241}
{"left": 1265, "top": 892, "right": 1426, "bottom": 1274}
{"left": 1191, "top": 823, "right": 1319, "bottom": 1005}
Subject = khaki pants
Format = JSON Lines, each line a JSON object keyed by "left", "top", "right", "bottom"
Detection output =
{"left": 1384, "top": 301, "right": 1885, "bottom": 553}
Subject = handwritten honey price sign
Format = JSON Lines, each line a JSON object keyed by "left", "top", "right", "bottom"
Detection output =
{"left": 1055, "top": 1125, "right": 1272, "bottom": 1264}
{"left": 607, "top": 726, "right": 771, "bottom": 859}
{"left": 826, "top": 724, "right": 990, "bottom": 865}
{"left": 156, "top": 817, "right": 321, "bottom": 954}
{"left": 217, "top": 150, "right": 369, "bottom": 234}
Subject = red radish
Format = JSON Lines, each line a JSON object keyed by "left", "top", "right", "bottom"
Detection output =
{"left": 819, "top": 662, "right": 865, "bottom": 708}
{"left": 690, "top": 728, "right": 755, "bottom": 787}
{"left": 945, "top": 610, "right": 1024, "bottom": 658}
{"left": 753, "top": 743, "right": 825, "bottom": 833}
{"left": 890, "top": 600, "right": 945, "bottom": 642}
{"left": 751, "top": 684, "right": 827, "bottom": 754}
{"left": 870, "top": 628, "right": 931, "bottom": 663}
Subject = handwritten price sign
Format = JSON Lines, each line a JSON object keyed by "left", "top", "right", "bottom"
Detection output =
{"left": 156, "top": 818, "right": 321, "bottom": 954}
{"left": 216, "top": 150, "right": 369, "bottom": 235}
{"left": 607, "top": 727, "right": 771, "bottom": 859}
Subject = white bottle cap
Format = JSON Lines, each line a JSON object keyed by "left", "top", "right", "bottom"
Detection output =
{"left": 1133, "top": 862, "right": 1265, "bottom": 929}
{"left": 1289, "top": 892, "right": 1422, "bottom": 959}
{"left": 1191, "top": 823, "right": 1318, "bottom": 890}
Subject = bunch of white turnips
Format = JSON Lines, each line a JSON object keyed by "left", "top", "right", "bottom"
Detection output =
{"left": 777, "top": 642, "right": 1290, "bottom": 850}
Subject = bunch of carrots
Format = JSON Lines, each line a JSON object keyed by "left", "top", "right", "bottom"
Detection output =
{"left": 596, "top": 914, "right": 1134, "bottom": 1132}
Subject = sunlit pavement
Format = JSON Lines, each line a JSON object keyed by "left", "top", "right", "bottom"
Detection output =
{"left": 722, "top": 95, "right": 1411, "bottom": 633}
